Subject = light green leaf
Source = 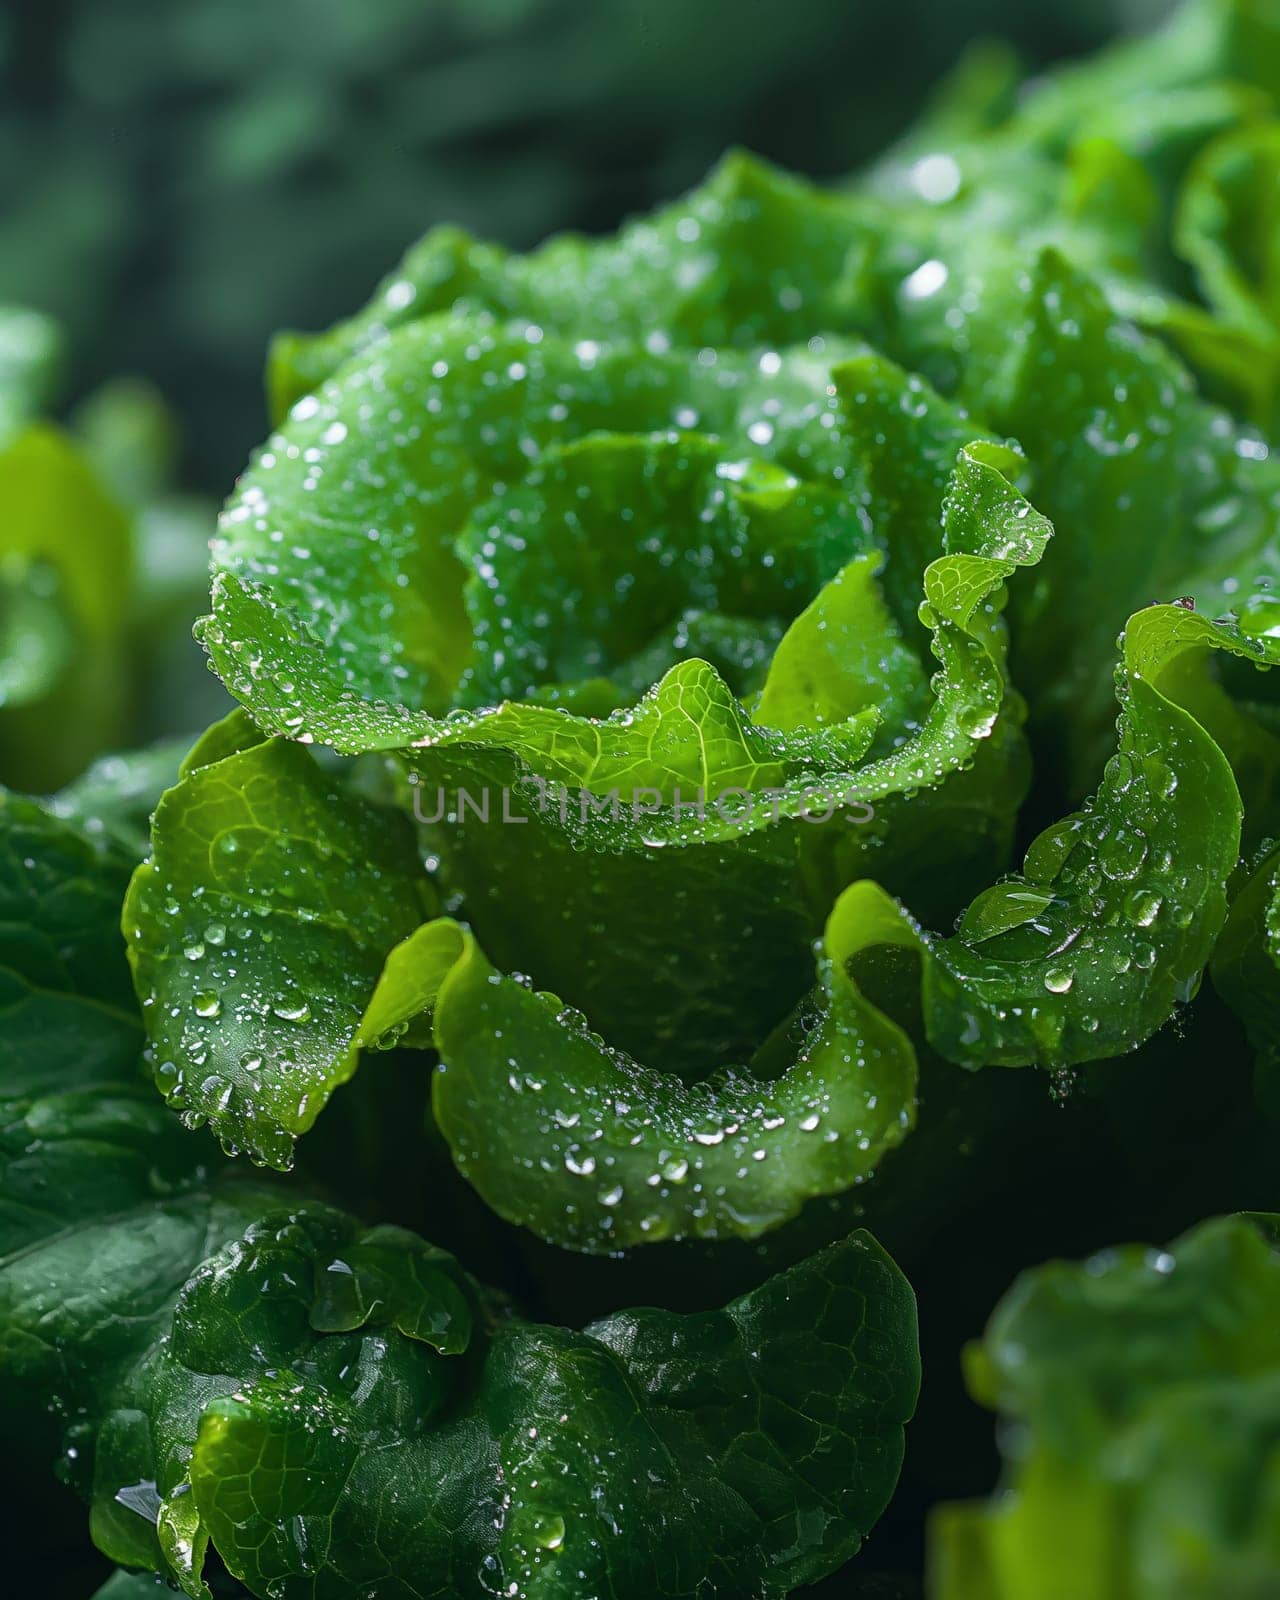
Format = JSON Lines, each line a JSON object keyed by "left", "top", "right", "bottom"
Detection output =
{"left": 123, "top": 731, "right": 435, "bottom": 1168}
{"left": 420, "top": 876, "right": 917, "bottom": 1250}
{"left": 0, "top": 424, "right": 133, "bottom": 790}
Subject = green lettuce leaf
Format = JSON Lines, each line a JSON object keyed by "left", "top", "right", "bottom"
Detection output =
{"left": 245, "top": 75, "right": 1280, "bottom": 794}
{"left": 295, "top": 589, "right": 1278, "bottom": 1259}
{"left": 142, "top": 1213, "right": 915, "bottom": 1600}
{"left": 402, "top": 883, "right": 917, "bottom": 1250}
{"left": 859, "top": 0, "right": 1280, "bottom": 410}
{"left": 123, "top": 715, "right": 436, "bottom": 1168}
{"left": 929, "top": 1212, "right": 1280, "bottom": 1599}
{"left": 178, "top": 112, "right": 1280, "bottom": 1230}
{"left": 23, "top": 8, "right": 1280, "bottom": 1594}
{"left": 206, "top": 316, "right": 885, "bottom": 728}
{"left": 409, "top": 601, "right": 1278, "bottom": 1246}
{"left": 257, "top": 11, "right": 1280, "bottom": 803}
{"left": 856, "top": 240, "right": 1280, "bottom": 789}
{"left": 809, "top": 601, "right": 1273, "bottom": 1071}
{"left": 843, "top": 2, "right": 1280, "bottom": 785}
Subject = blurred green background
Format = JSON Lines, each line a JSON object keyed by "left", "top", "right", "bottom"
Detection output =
{"left": 3, "top": 0, "right": 1172, "bottom": 494}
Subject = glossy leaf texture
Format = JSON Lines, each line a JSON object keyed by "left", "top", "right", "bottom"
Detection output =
{"left": 867, "top": 244, "right": 1280, "bottom": 790}
{"left": 164, "top": 591, "right": 1280, "bottom": 1251}
{"left": 2, "top": 783, "right": 921, "bottom": 1600}
{"left": 96, "top": 1214, "right": 915, "bottom": 1600}
{"left": 204, "top": 5, "right": 1280, "bottom": 820}
{"left": 929, "top": 1213, "right": 1280, "bottom": 1599}
{"left": 398, "top": 884, "right": 919, "bottom": 1251}
{"left": 123, "top": 711, "right": 437, "bottom": 1168}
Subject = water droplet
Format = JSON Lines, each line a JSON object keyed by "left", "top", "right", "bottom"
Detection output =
{"left": 533, "top": 1514, "right": 565, "bottom": 1551}
{"left": 1125, "top": 889, "right": 1162, "bottom": 927}
{"left": 1238, "top": 592, "right": 1280, "bottom": 640}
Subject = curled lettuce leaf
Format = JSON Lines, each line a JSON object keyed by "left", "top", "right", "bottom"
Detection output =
{"left": 805, "top": 601, "right": 1280, "bottom": 1073}
{"left": 179, "top": 87, "right": 1280, "bottom": 1244}
{"left": 398, "top": 884, "right": 917, "bottom": 1250}
{"left": 137, "top": 589, "right": 1280, "bottom": 1252}
{"left": 930, "top": 1213, "right": 1280, "bottom": 1599}
{"left": 848, "top": 4, "right": 1280, "bottom": 785}
{"left": 245, "top": 9, "right": 1280, "bottom": 800}
{"left": 23, "top": 7, "right": 1280, "bottom": 1593}
{"left": 856, "top": 237, "right": 1280, "bottom": 788}
{"left": 210, "top": 316, "right": 879, "bottom": 724}
{"left": 406, "top": 435, "right": 1044, "bottom": 1078}
{"left": 123, "top": 712, "right": 436, "bottom": 1168}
